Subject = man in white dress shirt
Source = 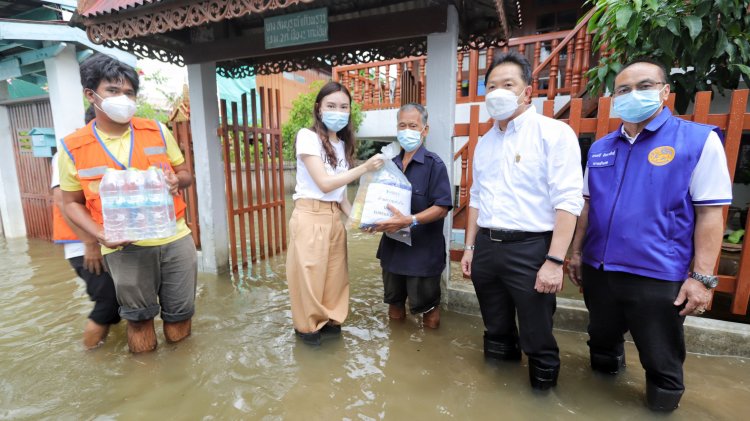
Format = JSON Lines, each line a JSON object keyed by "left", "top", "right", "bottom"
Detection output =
{"left": 460, "top": 51, "right": 583, "bottom": 390}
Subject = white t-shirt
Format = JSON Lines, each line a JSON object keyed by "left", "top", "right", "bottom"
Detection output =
{"left": 50, "top": 153, "right": 85, "bottom": 259}
{"left": 293, "top": 128, "right": 349, "bottom": 202}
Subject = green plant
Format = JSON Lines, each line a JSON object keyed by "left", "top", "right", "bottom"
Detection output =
{"left": 135, "top": 100, "right": 169, "bottom": 123}
{"left": 355, "top": 138, "right": 380, "bottom": 160}
{"left": 142, "top": 69, "right": 181, "bottom": 109}
{"left": 281, "top": 80, "right": 365, "bottom": 161}
{"left": 585, "top": 0, "right": 750, "bottom": 113}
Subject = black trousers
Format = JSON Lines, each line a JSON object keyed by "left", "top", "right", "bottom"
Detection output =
{"left": 582, "top": 264, "right": 686, "bottom": 391}
{"left": 382, "top": 270, "right": 441, "bottom": 314}
{"left": 68, "top": 256, "right": 121, "bottom": 325}
{"left": 470, "top": 231, "right": 559, "bottom": 368}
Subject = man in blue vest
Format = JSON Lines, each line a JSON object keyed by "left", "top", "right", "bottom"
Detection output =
{"left": 568, "top": 58, "right": 732, "bottom": 412}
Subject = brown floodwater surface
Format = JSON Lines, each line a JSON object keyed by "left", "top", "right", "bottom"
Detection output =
{"left": 0, "top": 234, "right": 748, "bottom": 420}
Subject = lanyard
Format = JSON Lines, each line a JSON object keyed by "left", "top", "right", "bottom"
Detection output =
{"left": 91, "top": 122, "right": 134, "bottom": 170}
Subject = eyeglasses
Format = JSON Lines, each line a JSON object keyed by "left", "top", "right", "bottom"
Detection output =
{"left": 613, "top": 81, "right": 665, "bottom": 97}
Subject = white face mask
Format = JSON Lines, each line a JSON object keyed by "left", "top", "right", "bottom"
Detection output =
{"left": 485, "top": 88, "right": 523, "bottom": 121}
{"left": 93, "top": 92, "right": 137, "bottom": 124}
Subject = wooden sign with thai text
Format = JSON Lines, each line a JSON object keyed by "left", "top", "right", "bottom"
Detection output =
{"left": 264, "top": 8, "right": 328, "bottom": 50}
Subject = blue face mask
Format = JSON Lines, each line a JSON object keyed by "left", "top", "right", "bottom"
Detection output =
{"left": 397, "top": 129, "right": 423, "bottom": 152}
{"left": 321, "top": 111, "right": 350, "bottom": 132}
{"left": 613, "top": 87, "right": 665, "bottom": 123}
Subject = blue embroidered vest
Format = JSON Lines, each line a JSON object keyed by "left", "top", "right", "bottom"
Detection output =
{"left": 583, "top": 108, "right": 722, "bottom": 281}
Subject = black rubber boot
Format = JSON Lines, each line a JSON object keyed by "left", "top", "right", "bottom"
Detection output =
{"left": 295, "top": 329, "right": 322, "bottom": 346}
{"left": 590, "top": 352, "right": 626, "bottom": 375}
{"left": 320, "top": 323, "right": 341, "bottom": 337}
{"left": 483, "top": 332, "right": 521, "bottom": 361}
{"left": 646, "top": 382, "right": 683, "bottom": 412}
{"left": 528, "top": 360, "right": 559, "bottom": 390}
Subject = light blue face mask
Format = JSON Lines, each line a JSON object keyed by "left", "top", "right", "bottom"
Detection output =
{"left": 613, "top": 87, "right": 665, "bottom": 123}
{"left": 397, "top": 129, "right": 423, "bottom": 152}
{"left": 321, "top": 111, "right": 350, "bottom": 132}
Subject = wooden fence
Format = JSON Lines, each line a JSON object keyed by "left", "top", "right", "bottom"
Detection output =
{"left": 453, "top": 89, "right": 750, "bottom": 315}
{"left": 8, "top": 98, "right": 54, "bottom": 241}
{"left": 333, "top": 9, "right": 597, "bottom": 111}
{"left": 458, "top": 8, "right": 596, "bottom": 104}
{"left": 169, "top": 119, "right": 201, "bottom": 248}
{"left": 333, "top": 56, "right": 426, "bottom": 109}
{"left": 400, "top": 69, "right": 422, "bottom": 105}
{"left": 219, "top": 87, "right": 287, "bottom": 271}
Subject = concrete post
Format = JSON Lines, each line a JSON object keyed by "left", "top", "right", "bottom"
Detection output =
{"left": 0, "top": 105, "right": 27, "bottom": 238}
{"left": 43, "top": 43, "right": 85, "bottom": 147}
{"left": 0, "top": 80, "right": 9, "bottom": 102}
{"left": 187, "top": 61, "right": 229, "bottom": 274}
{"left": 426, "top": 5, "right": 459, "bottom": 287}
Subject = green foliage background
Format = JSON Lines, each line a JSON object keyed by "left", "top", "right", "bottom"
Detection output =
{"left": 585, "top": 0, "right": 750, "bottom": 113}
{"left": 281, "top": 80, "right": 377, "bottom": 161}
{"left": 135, "top": 101, "right": 169, "bottom": 123}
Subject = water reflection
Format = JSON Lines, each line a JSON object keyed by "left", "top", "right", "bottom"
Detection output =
{"left": 0, "top": 235, "right": 748, "bottom": 420}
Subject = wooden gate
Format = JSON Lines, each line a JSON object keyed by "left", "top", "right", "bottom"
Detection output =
{"left": 220, "top": 88, "right": 287, "bottom": 271}
{"left": 169, "top": 119, "right": 201, "bottom": 248}
{"left": 8, "top": 98, "right": 54, "bottom": 240}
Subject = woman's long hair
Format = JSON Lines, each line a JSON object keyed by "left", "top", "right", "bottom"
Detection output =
{"left": 311, "top": 81, "right": 356, "bottom": 169}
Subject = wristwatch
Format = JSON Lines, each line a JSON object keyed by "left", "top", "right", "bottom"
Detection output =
{"left": 464, "top": 244, "right": 475, "bottom": 251}
{"left": 690, "top": 271, "right": 719, "bottom": 289}
{"left": 410, "top": 215, "right": 419, "bottom": 228}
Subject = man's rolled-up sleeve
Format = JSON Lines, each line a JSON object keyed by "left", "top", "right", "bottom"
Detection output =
{"left": 547, "top": 124, "right": 584, "bottom": 216}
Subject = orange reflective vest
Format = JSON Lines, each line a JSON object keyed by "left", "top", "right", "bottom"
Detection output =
{"left": 52, "top": 204, "right": 80, "bottom": 243}
{"left": 60, "top": 118, "right": 186, "bottom": 226}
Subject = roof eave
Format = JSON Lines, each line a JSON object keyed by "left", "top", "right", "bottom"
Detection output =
{"left": 493, "top": 0, "right": 510, "bottom": 41}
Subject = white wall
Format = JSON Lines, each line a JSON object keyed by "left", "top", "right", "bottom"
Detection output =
{"left": 356, "top": 108, "right": 399, "bottom": 140}
{"left": 44, "top": 43, "right": 85, "bottom": 149}
{"left": 0, "top": 105, "right": 27, "bottom": 238}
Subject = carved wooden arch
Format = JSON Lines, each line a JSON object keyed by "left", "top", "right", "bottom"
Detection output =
{"left": 217, "top": 37, "right": 429, "bottom": 77}
{"left": 85, "top": 0, "right": 317, "bottom": 44}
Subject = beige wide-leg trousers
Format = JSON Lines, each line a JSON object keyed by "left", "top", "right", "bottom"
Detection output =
{"left": 286, "top": 199, "right": 349, "bottom": 333}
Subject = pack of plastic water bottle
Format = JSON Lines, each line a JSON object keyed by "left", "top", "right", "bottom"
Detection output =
{"left": 99, "top": 167, "right": 177, "bottom": 242}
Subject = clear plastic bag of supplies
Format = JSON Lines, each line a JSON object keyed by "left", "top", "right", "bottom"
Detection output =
{"left": 348, "top": 142, "right": 412, "bottom": 245}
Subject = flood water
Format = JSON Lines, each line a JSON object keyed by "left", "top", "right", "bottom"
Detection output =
{"left": 1, "top": 232, "right": 749, "bottom": 420}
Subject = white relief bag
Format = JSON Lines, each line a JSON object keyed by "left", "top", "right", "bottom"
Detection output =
{"left": 347, "top": 142, "right": 412, "bottom": 245}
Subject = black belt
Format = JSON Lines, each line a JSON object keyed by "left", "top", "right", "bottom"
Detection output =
{"left": 478, "top": 228, "right": 551, "bottom": 243}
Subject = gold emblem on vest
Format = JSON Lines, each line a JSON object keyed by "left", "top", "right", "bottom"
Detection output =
{"left": 648, "top": 146, "right": 675, "bottom": 166}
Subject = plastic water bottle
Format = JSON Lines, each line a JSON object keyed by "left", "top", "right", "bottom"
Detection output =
{"left": 163, "top": 168, "right": 177, "bottom": 237}
{"left": 100, "top": 169, "right": 127, "bottom": 242}
{"left": 123, "top": 168, "right": 147, "bottom": 240}
{"left": 144, "top": 167, "right": 172, "bottom": 238}
{"left": 166, "top": 193, "right": 177, "bottom": 235}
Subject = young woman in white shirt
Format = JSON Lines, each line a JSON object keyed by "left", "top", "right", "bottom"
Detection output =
{"left": 286, "top": 81, "right": 383, "bottom": 346}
